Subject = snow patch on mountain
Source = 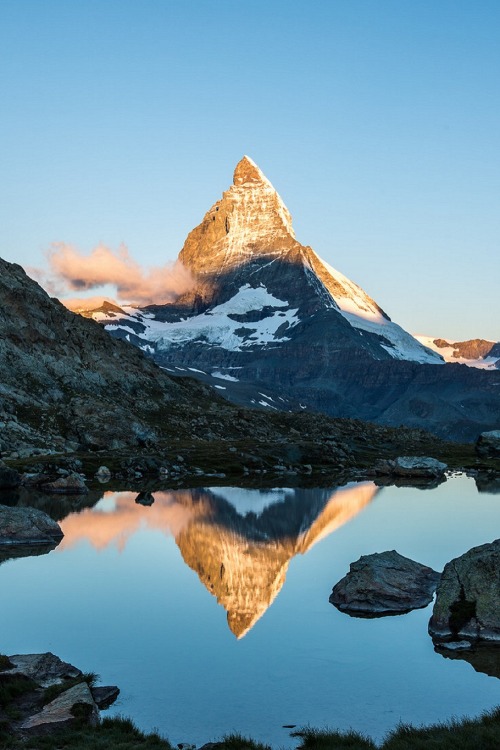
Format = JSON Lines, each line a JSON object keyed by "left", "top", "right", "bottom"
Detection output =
{"left": 96, "top": 284, "right": 300, "bottom": 353}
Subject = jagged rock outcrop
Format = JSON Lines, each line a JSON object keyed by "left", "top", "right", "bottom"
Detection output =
{"left": 429, "top": 539, "right": 500, "bottom": 644}
{"left": 86, "top": 157, "right": 500, "bottom": 442}
{"left": 330, "top": 550, "right": 440, "bottom": 617}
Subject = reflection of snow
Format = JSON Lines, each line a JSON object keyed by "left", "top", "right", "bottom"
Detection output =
{"left": 208, "top": 487, "right": 296, "bottom": 516}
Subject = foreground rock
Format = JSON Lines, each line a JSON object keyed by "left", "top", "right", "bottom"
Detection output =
{"left": 476, "top": 430, "right": 500, "bottom": 459}
{"left": 429, "top": 539, "right": 500, "bottom": 644}
{"left": 0, "top": 652, "right": 119, "bottom": 739}
{"left": 20, "top": 681, "right": 99, "bottom": 734}
{"left": 6, "top": 653, "right": 81, "bottom": 687}
{"left": 330, "top": 550, "right": 441, "bottom": 617}
{"left": 0, "top": 505, "right": 63, "bottom": 546}
{"left": 374, "top": 456, "right": 447, "bottom": 478}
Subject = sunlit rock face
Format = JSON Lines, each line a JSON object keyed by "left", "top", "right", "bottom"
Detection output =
{"left": 59, "top": 484, "right": 378, "bottom": 638}
{"left": 83, "top": 158, "right": 500, "bottom": 441}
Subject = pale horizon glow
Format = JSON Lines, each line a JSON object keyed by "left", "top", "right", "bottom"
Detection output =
{"left": 1, "top": 0, "right": 499, "bottom": 340}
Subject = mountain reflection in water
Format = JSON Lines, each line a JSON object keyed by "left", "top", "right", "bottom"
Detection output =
{"left": 60, "top": 483, "right": 377, "bottom": 637}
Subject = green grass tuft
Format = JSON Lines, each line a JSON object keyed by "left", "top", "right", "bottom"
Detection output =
{"left": 293, "top": 726, "right": 376, "bottom": 749}
{"left": 219, "top": 733, "right": 272, "bottom": 750}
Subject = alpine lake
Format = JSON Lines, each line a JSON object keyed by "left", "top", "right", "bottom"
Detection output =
{"left": 1, "top": 472, "right": 499, "bottom": 747}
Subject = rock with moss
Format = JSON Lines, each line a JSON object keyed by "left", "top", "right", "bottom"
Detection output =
{"left": 429, "top": 539, "right": 500, "bottom": 644}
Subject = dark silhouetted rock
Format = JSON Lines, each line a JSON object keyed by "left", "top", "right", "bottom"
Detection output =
{"left": 91, "top": 685, "right": 120, "bottom": 709}
{"left": 429, "top": 539, "right": 500, "bottom": 643}
{"left": 330, "top": 550, "right": 441, "bottom": 617}
{"left": 476, "top": 430, "right": 500, "bottom": 459}
{"left": 135, "top": 491, "right": 155, "bottom": 506}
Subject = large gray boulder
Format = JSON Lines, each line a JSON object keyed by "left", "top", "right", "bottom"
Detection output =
{"left": 476, "top": 430, "right": 500, "bottom": 459}
{"left": 330, "top": 550, "right": 441, "bottom": 617}
{"left": 429, "top": 539, "right": 500, "bottom": 643}
{"left": 374, "top": 456, "right": 447, "bottom": 478}
{"left": 0, "top": 505, "right": 63, "bottom": 546}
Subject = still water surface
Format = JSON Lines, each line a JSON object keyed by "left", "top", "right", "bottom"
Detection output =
{"left": 1, "top": 475, "right": 499, "bottom": 746}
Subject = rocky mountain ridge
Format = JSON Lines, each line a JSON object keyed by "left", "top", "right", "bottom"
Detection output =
{"left": 82, "top": 157, "right": 500, "bottom": 442}
{"left": 415, "top": 336, "right": 500, "bottom": 369}
{"left": 1, "top": 255, "right": 460, "bottom": 469}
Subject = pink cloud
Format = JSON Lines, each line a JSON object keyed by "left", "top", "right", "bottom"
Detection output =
{"left": 30, "top": 243, "right": 195, "bottom": 305}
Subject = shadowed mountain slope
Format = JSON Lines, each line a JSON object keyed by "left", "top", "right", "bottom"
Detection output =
{"left": 84, "top": 158, "right": 500, "bottom": 442}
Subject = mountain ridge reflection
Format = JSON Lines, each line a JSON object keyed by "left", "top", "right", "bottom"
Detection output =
{"left": 60, "top": 483, "right": 378, "bottom": 637}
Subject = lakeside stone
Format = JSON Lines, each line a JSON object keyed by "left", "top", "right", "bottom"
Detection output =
{"left": 330, "top": 550, "right": 441, "bottom": 617}
{"left": 374, "top": 456, "right": 447, "bottom": 478}
{"left": 40, "top": 473, "right": 89, "bottom": 494}
{"left": 6, "top": 652, "right": 82, "bottom": 687}
{"left": 0, "top": 506, "right": 63, "bottom": 546}
{"left": 91, "top": 685, "right": 120, "bottom": 709}
{"left": 20, "top": 682, "right": 99, "bottom": 734}
{"left": 429, "top": 539, "right": 500, "bottom": 643}
{"left": 476, "top": 430, "right": 500, "bottom": 459}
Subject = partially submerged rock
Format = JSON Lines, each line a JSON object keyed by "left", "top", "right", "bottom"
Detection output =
{"left": 429, "top": 539, "right": 500, "bottom": 644}
{"left": 476, "top": 430, "right": 500, "bottom": 459}
{"left": 95, "top": 465, "right": 111, "bottom": 482}
{"left": 135, "top": 490, "right": 155, "bottom": 506}
{"left": 330, "top": 550, "right": 441, "bottom": 617}
{"left": 374, "top": 456, "right": 447, "bottom": 478}
{"left": 40, "top": 473, "right": 88, "bottom": 495}
{"left": 0, "top": 505, "right": 63, "bottom": 546}
{"left": 91, "top": 685, "right": 120, "bottom": 709}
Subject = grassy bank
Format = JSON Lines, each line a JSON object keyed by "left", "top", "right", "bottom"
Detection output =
{"left": 1, "top": 708, "right": 500, "bottom": 750}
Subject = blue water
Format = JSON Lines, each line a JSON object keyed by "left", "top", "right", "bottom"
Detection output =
{"left": 0, "top": 475, "right": 499, "bottom": 746}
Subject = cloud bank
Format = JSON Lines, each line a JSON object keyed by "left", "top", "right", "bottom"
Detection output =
{"left": 30, "top": 243, "right": 194, "bottom": 305}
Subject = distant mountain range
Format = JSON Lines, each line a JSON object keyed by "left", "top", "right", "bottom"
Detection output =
{"left": 415, "top": 336, "right": 499, "bottom": 370}
{"left": 76, "top": 157, "right": 500, "bottom": 441}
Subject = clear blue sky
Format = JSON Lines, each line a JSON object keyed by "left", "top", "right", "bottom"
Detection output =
{"left": 1, "top": 0, "right": 499, "bottom": 340}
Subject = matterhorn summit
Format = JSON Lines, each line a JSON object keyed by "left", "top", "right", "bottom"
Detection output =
{"left": 86, "top": 157, "right": 500, "bottom": 440}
